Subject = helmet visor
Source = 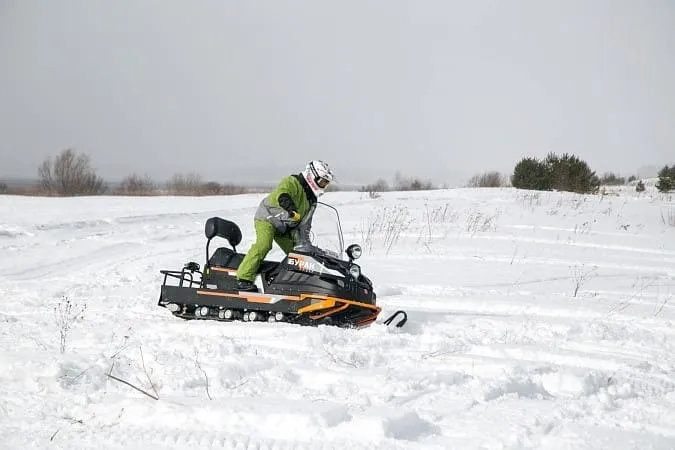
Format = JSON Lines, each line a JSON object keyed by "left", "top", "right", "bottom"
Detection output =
{"left": 316, "top": 177, "right": 330, "bottom": 189}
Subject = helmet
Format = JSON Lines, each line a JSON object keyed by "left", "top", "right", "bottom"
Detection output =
{"left": 302, "top": 160, "right": 334, "bottom": 197}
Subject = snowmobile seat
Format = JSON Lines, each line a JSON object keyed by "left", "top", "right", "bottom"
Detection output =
{"left": 208, "top": 247, "right": 279, "bottom": 274}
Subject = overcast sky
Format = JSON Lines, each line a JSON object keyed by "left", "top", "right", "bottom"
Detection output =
{"left": 1, "top": 1, "right": 674, "bottom": 186}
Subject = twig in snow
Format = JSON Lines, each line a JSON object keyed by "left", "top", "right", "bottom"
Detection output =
{"left": 53, "top": 297, "right": 87, "bottom": 353}
{"left": 323, "top": 348, "right": 360, "bottom": 368}
{"left": 194, "top": 349, "right": 213, "bottom": 400}
{"left": 226, "top": 378, "right": 249, "bottom": 390}
{"left": 607, "top": 277, "right": 656, "bottom": 316}
{"left": 654, "top": 294, "right": 673, "bottom": 317}
{"left": 106, "top": 361, "right": 159, "bottom": 401}
{"left": 569, "top": 264, "right": 597, "bottom": 297}
{"left": 100, "top": 408, "right": 126, "bottom": 430}
{"left": 139, "top": 346, "right": 159, "bottom": 399}
{"left": 108, "top": 330, "right": 132, "bottom": 359}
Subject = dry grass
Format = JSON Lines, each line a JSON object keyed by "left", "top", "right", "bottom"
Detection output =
{"left": 467, "top": 171, "right": 507, "bottom": 188}
{"left": 661, "top": 208, "right": 675, "bottom": 227}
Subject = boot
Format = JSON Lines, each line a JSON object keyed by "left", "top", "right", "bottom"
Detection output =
{"left": 236, "top": 279, "right": 258, "bottom": 292}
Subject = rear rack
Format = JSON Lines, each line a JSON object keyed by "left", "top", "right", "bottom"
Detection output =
{"left": 160, "top": 262, "right": 202, "bottom": 289}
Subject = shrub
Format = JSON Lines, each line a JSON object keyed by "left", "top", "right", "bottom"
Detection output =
{"left": 165, "top": 174, "right": 250, "bottom": 196}
{"left": 545, "top": 153, "right": 599, "bottom": 194}
{"left": 636, "top": 180, "right": 646, "bottom": 193}
{"left": 467, "top": 171, "right": 505, "bottom": 188}
{"left": 627, "top": 175, "right": 637, "bottom": 183}
{"left": 393, "top": 172, "right": 435, "bottom": 191}
{"left": 511, "top": 153, "right": 599, "bottom": 194}
{"left": 201, "top": 181, "right": 223, "bottom": 195}
{"left": 360, "top": 178, "right": 389, "bottom": 198}
{"left": 656, "top": 165, "right": 675, "bottom": 193}
{"left": 166, "top": 173, "right": 203, "bottom": 195}
{"left": 600, "top": 172, "right": 626, "bottom": 186}
{"left": 511, "top": 157, "right": 552, "bottom": 191}
{"left": 38, "top": 148, "right": 106, "bottom": 196}
{"left": 0, "top": 182, "right": 7, "bottom": 194}
{"left": 220, "top": 184, "right": 251, "bottom": 195}
{"left": 116, "top": 173, "right": 156, "bottom": 195}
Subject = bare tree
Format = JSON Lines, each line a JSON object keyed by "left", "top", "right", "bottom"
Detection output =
{"left": 467, "top": 171, "right": 505, "bottom": 188}
{"left": 360, "top": 178, "right": 389, "bottom": 198}
{"left": 116, "top": 173, "right": 156, "bottom": 195}
{"left": 38, "top": 149, "right": 106, "bottom": 196}
{"left": 166, "top": 172, "right": 203, "bottom": 195}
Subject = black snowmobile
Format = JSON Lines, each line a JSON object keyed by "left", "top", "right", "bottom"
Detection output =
{"left": 157, "top": 202, "right": 406, "bottom": 328}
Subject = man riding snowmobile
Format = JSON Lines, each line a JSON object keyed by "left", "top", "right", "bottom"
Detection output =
{"left": 236, "top": 160, "right": 334, "bottom": 292}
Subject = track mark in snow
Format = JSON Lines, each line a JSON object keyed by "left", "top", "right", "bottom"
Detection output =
{"left": 42, "top": 425, "right": 433, "bottom": 450}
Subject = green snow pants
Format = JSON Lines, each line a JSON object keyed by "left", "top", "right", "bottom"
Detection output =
{"left": 236, "top": 219, "right": 295, "bottom": 282}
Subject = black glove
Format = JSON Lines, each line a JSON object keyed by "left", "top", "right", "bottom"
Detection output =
{"left": 278, "top": 193, "right": 301, "bottom": 221}
{"left": 278, "top": 193, "right": 297, "bottom": 213}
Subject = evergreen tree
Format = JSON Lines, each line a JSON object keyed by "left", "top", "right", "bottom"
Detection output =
{"left": 656, "top": 165, "right": 675, "bottom": 193}
{"left": 511, "top": 157, "right": 551, "bottom": 190}
{"left": 545, "top": 153, "right": 599, "bottom": 194}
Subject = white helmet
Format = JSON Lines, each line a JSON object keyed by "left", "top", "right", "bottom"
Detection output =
{"left": 302, "top": 160, "right": 334, "bottom": 197}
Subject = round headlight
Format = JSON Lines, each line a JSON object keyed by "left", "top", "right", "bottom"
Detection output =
{"left": 349, "top": 264, "right": 361, "bottom": 279}
{"left": 346, "top": 244, "right": 362, "bottom": 260}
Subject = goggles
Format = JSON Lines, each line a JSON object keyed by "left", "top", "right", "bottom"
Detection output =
{"left": 316, "top": 177, "right": 330, "bottom": 189}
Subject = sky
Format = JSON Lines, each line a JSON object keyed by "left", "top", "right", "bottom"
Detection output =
{"left": 1, "top": 0, "right": 674, "bottom": 186}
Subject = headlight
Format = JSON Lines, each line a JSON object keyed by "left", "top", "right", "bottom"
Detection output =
{"left": 346, "top": 244, "right": 362, "bottom": 260}
{"left": 349, "top": 264, "right": 361, "bottom": 279}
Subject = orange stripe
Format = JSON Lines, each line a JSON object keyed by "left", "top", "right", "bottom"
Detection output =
{"left": 298, "top": 299, "right": 336, "bottom": 314}
{"left": 356, "top": 309, "right": 381, "bottom": 326}
{"left": 297, "top": 296, "right": 379, "bottom": 314}
{"left": 310, "top": 303, "right": 350, "bottom": 320}
{"left": 210, "top": 267, "right": 236, "bottom": 274}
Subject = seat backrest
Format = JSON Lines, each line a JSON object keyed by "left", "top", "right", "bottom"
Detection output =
{"left": 204, "top": 217, "right": 242, "bottom": 249}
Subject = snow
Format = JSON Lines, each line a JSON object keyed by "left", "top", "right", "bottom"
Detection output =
{"left": 1, "top": 187, "right": 674, "bottom": 449}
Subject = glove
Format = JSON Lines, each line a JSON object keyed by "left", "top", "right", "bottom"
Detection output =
{"left": 289, "top": 211, "right": 301, "bottom": 222}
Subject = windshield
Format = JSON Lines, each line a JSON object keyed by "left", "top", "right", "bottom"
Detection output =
{"left": 306, "top": 202, "right": 344, "bottom": 258}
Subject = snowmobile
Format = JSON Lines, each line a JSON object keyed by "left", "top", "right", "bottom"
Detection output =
{"left": 157, "top": 202, "right": 407, "bottom": 328}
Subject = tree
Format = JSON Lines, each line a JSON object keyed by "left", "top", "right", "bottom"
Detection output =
{"left": 38, "top": 149, "right": 106, "bottom": 196}
{"left": 511, "top": 153, "right": 600, "bottom": 194}
{"left": 656, "top": 165, "right": 675, "bottom": 193}
{"left": 511, "top": 157, "right": 551, "bottom": 191}
{"left": 544, "top": 153, "right": 600, "bottom": 194}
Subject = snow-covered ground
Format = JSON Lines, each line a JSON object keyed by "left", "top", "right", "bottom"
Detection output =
{"left": 1, "top": 187, "right": 674, "bottom": 449}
